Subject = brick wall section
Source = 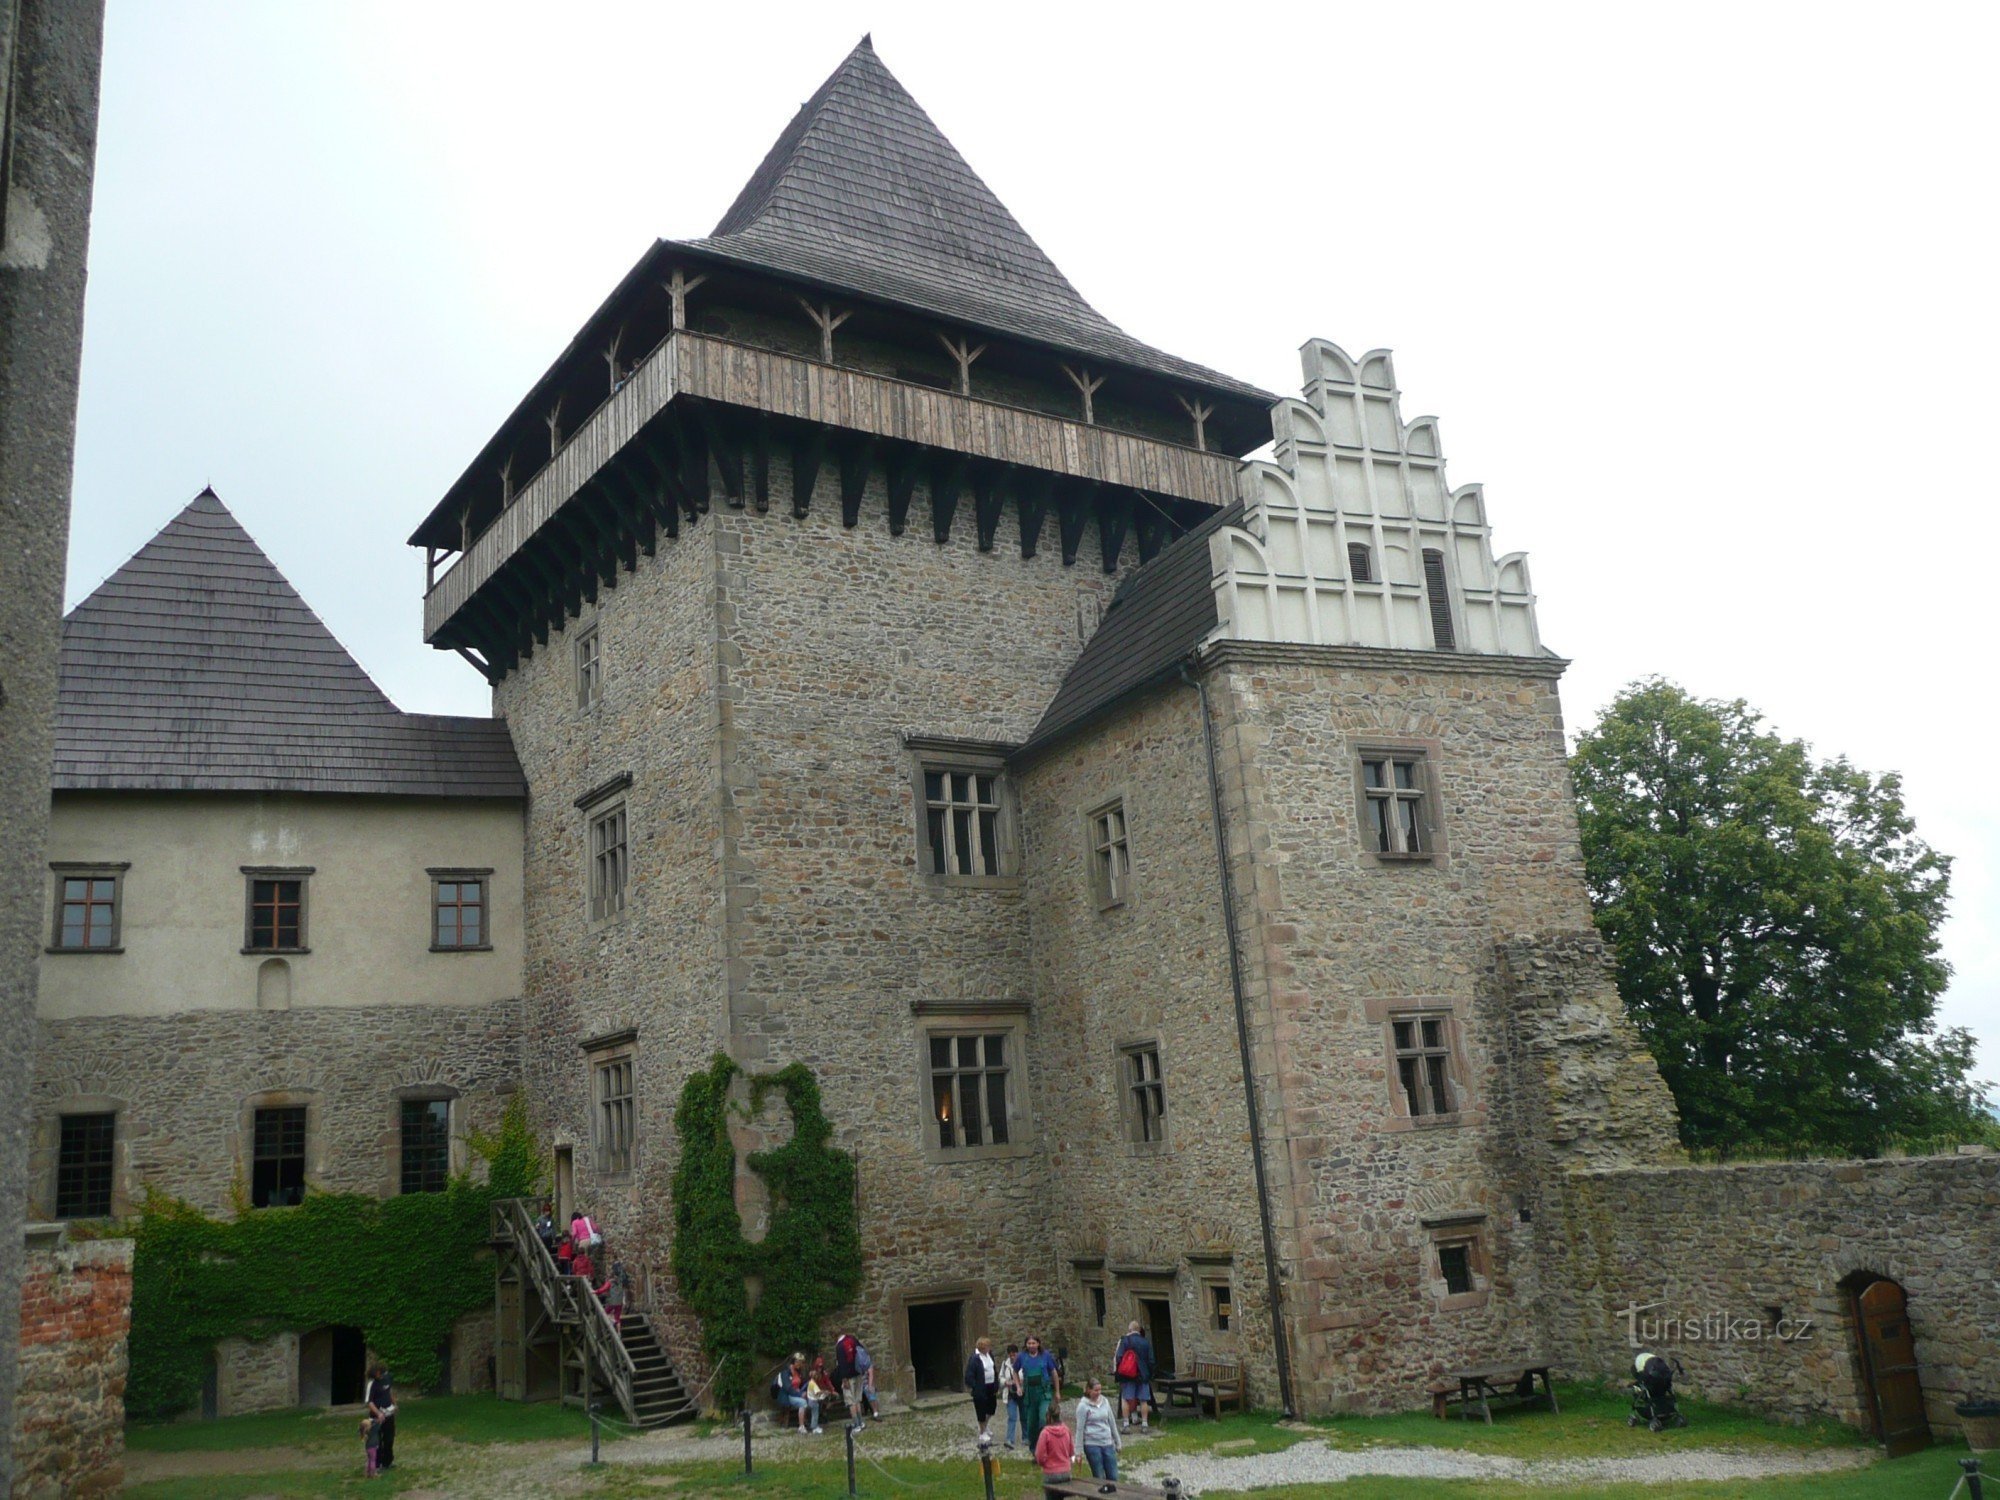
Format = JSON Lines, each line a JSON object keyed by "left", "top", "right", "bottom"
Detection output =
{"left": 1553, "top": 1154, "right": 2000, "bottom": 1436}
{"left": 30, "top": 1001, "right": 522, "bottom": 1216}
{"left": 12, "top": 1229, "right": 130, "bottom": 1499}
{"left": 1018, "top": 680, "right": 1284, "bottom": 1397}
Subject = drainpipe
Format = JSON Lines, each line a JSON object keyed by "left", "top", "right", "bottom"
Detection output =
{"left": 1182, "top": 658, "right": 1297, "bottom": 1418}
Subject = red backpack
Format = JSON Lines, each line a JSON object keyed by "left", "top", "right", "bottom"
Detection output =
{"left": 1116, "top": 1344, "right": 1141, "bottom": 1380}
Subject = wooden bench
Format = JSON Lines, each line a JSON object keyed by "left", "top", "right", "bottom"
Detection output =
{"left": 1041, "top": 1479, "right": 1174, "bottom": 1498}
{"left": 1153, "top": 1357, "right": 1245, "bottom": 1419}
{"left": 1437, "top": 1359, "right": 1559, "bottom": 1424}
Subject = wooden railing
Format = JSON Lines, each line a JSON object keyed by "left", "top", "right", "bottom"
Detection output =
{"left": 423, "top": 329, "right": 1240, "bottom": 640}
{"left": 491, "top": 1198, "right": 637, "bottom": 1422}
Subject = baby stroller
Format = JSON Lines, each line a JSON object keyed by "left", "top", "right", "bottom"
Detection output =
{"left": 1628, "top": 1351, "right": 1688, "bottom": 1432}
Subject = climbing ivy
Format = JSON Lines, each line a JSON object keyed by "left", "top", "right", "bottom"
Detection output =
{"left": 671, "top": 1054, "right": 861, "bottom": 1412}
{"left": 126, "top": 1094, "right": 544, "bottom": 1417}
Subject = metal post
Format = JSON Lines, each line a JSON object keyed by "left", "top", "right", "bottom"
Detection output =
{"left": 741, "top": 1407, "right": 753, "bottom": 1475}
{"left": 845, "top": 1420, "right": 857, "bottom": 1497}
{"left": 1964, "top": 1457, "right": 1986, "bottom": 1500}
{"left": 978, "top": 1432, "right": 996, "bottom": 1500}
{"left": 588, "top": 1401, "right": 601, "bottom": 1465}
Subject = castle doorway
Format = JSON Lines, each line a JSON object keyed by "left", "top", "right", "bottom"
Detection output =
{"left": 553, "top": 1145, "right": 575, "bottom": 1224}
{"left": 1847, "top": 1275, "right": 1930, "bottom": 1456}
{"left": 299, "top": 1324, "right": 367, "bottom": 1407}
{"left": 906, "top": 1299, "right": 965, "bottom": 1394}
{"left": 1138, "top": 1297, "right": 1177, "bottom": 1377}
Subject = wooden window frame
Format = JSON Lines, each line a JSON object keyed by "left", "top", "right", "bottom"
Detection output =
{"left": 587, "top": 803, "right": 628, "bottom": 924}
{"left": 917, "top": 1013, "right": 1032, "bottom": 1162}
{"left": 1087, "top": 797, "right": 1132, "bottom": 910}
{"left": 47, "top": 862, "right": 128, "bottom": 954}
{"left": 1119, "top": 1040, "right": 1169, "bottom": 1153}
{"left": 907, "top": 740, "right": 1020, "bottom": 888}
{"left": 1392, "top": 1011, "right": 1457, "bottom": 1118}
{"left": 398, "top": 1096, "right": 452, "bottom": 1195}
{"left": 1352, "top": 740, "right": 1446, "bottom": 865}
{"left": 1206, "top": 1278, "right": 1234, "bottom": 1334}
{"left": 1347, "top": 540, "right": 1375, "bottom": 584}
{"left": 574, "top": 623, "right": 602, "bottom": 711}
{"left": 591, "top": 1052, "right": 637, "bottom": 1180}
{"left": 54, "top": 1112, "right": 116, "bottom": 1220}
{"left": 428, "top": 867, "right": 493, "bottom": 952}
{"left": 241, "top": 867, "right": 313, "bottom": 955}
{"left": 250, "top": 1103, "right": 310, "bottom": 1208}
{"left": 1363, "top": 997, "right": 1484, "bottom": 1131}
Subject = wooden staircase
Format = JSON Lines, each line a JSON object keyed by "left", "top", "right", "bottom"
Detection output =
{"left": 490, "top": 1198, "right": 694, "bottom": 1428}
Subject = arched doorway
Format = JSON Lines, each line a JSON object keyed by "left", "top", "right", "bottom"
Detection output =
{"left": 299, "top": 1325, "right": 368, "bottom": 1407}
{"left": 1841, "top": 1272, "right": 1931, "bottom": 1456}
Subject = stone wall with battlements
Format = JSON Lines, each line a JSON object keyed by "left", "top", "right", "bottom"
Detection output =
{"left": 11, "top": 1226, "right": 129, "bottom": 1499}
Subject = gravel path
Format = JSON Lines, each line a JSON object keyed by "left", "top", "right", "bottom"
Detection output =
{"left": 1128, "top": 1436, "right": 1876, "bottom": 1492}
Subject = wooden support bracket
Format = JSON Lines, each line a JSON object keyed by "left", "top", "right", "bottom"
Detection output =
{"left": 1058, "top": 481, "right": 1092, "bottom": 566}
{"left": 798, "top": 297, "right": 853, "bottom": 364}
{"left": 544, "top": 397, "right": 565, "bottom": 458}
{"left": 791, "top": 425, "right": 830, "bottom": 518}
{"left": 664, "top": 268, "right": 708, "bottom": 331}
{"left": 972, "top": 464, "right": 1007, "bottom": 552}
{"left": 1177, "top": 393, "right": 1215, "bottom": 452}
{"left": 1016, "top": 472, "right": 1053, "bottom": 559}
{"left": 691, "top": 402, "right": 745, "bottom": 507}
{"left": 930, "top": 454, "right": 967, "bottom": 544}
{"left": 1134, "top": 491, "right": 1171, "bottom": 564}
{"left": 838, "top": 437, "right": 875, "bottom": 528}
{"left": 885, "top": 446, "right": 921, "bottom": 536}
{"left": 750, "top": 415, "right": 771, "bottom": 512}
{"left": 936, "top": 331, "right": 987, "bottom": 396}
{"left": 1061, "top": 363, "right": 1105, "bottom": 425}
{"left": 1098, "top": 488, "right": 1135, "bottom": 574}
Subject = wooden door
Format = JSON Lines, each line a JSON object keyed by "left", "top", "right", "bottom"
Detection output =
{"left": 553, "top": 1146, "right": 575, "bottom": 1225}
{"left": 1855, "top": 1278, "right": 1930, "bottom": 1456}
{"left": 496, "top": 1273, "right": 525, "bottom": 1400}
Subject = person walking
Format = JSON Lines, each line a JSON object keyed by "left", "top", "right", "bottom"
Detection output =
{"left": 1114, "top": 1320, "right": 1155, "bottom": 1431}
{"left": 1032, "top": 1398, "right": 1076, "bottom": 1498}
{"left": 963, "top": 1335, "right": 1000, "bottom": 1441}
{"left": 998, "top": 1343, "right": 1023, "bottom": 1449}
{"left": 856, "top": 1341, "right": 882, "bottom": 1420}
{"left": 364, "top": 1364, "right": 397, "bottom": 1471}
{"left": 1074, "top": 1377, "right": 1121, "bottom": 1479}
{"left": 834, "top": 1331, "right": 862, "bottom": 1425}
{"left": 1015, "top": 1334, "right": 1059, "bottom": 1451}
{"left": 595, "top": 1261, "right": 627, "bottom": 1328}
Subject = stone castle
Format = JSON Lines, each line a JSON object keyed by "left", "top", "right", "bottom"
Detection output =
{"left": 28, "top": 37, "right": 1998, "bottom": 1443}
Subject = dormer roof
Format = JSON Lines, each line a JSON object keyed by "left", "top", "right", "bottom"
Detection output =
{"left": 57, "top": 490, "right": 523, "bottom": 798}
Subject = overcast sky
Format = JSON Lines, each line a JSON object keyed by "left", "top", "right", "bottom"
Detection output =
{"left": 66, "top": 1, "right": 1998, "bottom": 1089}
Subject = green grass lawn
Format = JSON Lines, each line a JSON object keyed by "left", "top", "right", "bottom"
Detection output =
{"left": 127, "top": 1392, "right": 592, "bottom": 1455}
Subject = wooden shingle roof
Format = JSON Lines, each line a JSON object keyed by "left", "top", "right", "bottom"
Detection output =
{"left": 1022, "top": 502, "right": 1240, "bottom": 755}
{"left": 672, "top": 37, "right": 1271, "bottom": 404}
{"left": 56, "top": 490, "right": 524, "bottom": 798}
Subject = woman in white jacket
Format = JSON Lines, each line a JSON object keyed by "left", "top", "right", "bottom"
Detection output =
{"left": 1073, "top": 1378, "right": 1122, "bottom": 1480}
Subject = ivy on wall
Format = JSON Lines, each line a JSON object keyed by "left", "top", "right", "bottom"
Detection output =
{"left": 672, "top": 1054, "right": 861, "bottom": 1412}
{"left": 127, "top": 1095, "right": 544, "bottom": 1417}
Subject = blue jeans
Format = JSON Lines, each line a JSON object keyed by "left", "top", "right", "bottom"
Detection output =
{"left": 1085, "top": 1444, "right": 1118, "bottom": 1479}
{"left": 1005, "top": 1396, "right": 1022, "bottom": 1444}
{"left": 780, "top": 1393, "right": 820, "bottom": 1428}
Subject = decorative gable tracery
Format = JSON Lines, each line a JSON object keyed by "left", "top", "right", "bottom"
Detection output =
{"left": 1210, "top": 340, "right": 1541, "bottom": 657}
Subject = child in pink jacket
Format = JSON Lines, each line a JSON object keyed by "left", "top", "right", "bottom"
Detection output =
{"left": 1033, "top": 1399, "right": 1076, "bottom": 1497}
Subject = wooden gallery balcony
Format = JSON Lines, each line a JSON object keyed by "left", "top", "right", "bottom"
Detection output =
{"left": 421, "top": 330, "right": 1241, "bottom": 678}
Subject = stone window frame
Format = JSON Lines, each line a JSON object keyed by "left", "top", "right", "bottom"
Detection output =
{"left": 582, "top": 1029, "right": 638, "bottom": 1184}
{"left": 241, "top": 866, "right": 314, "bottom": 955}
{"left": 427, "top": 867, "right": 494, "bottom": 953}
{"left": 239, "top": 1088, "right": 320, "bottom": 1209}
{"left": 904, "top": 736, "right": 1022, "bottom": 890}
{"left": 1350, "top": 737, "right": 1449, "bottom": 866}
{"left": 910, "top": 1001, "right": 1035, "bottom": 1163}
{"left": 576, "top": 774, "right": 633, "bottom": 926}
{"left": 1205, "top": 1278, "right": 1234, "bottom": 1333}
{"left": 1085, "top": 795, "right": 1133, "bottom": 910}
{"left": 1085, "top": 1277, "right": 1108, "bottom": 1329}
{"left": 1116, "top": 1037, "right": 1169, "bottom": 1155}
{"left": 46, "top": 861, "right": 130, "bottom": 954}
{"left": 395, "top": 1088, "right": 456, "bottom": 1195}
{"left": 574, "top": 622, "right": 603, "bottom": 712}
{"left": 1422, "top": 1214, "right": 1492, "bottom": 1312}
{"left": 1361, "top": 996, "right": 1484, "bottom": 1132}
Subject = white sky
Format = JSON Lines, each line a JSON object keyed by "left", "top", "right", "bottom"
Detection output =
{"left": 67, "top": 1, "right": 1998, "bottom": 1090}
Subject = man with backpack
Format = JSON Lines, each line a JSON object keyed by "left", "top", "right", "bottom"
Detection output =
{"left": 1113, "top": 1321, "right": 1154, "bottom": 1431}
{"left": 834, "top": 1331, "right": 863, "bottom": 1426}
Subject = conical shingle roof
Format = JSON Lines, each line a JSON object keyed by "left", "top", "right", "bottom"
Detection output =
{"left": 57, "top": 490, "right": 522, "bottom": 797}
{"left": 672, "top": 37, "right": 1269, "bottom": 401}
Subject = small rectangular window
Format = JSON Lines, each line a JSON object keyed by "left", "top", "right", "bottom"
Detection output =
{"left": 1123, "top": 1044, "right": 1166, "bottom": 1144}
{"left": 589, "top": 805, "right": 628, "bottom": 921}
{"left": 1422, "top": 548, "right": 1456, "bottom": 651}
{"left": 1090, "top": 1284, "right": 1107, "bottom": 1328}
{"left": 1392, "top": 1013, "right": 1456, "bottom": 1116}
{"left": 929, "top": 1032, "right": 1011, "bottom": 1150}
{"left": 252, "top": 1106, "right": 307, "bottom": 1208}
{"left": 575, "top": 626, "right": 601, "bottom": 710}
{"left": 1089, "top": 801, "right": 1131, "bottom": 907}
{"left": 1347, "top": 541, "right": 1375, "bottom": 583}
{"left": 400, "top": 1099, "right": 450, "bottom": 1194}
{"left": 244, "top": 874, "right": 308, "bottom": 952}
{"left": 55, "top": 1113, "right": 115, "bottom": 1218}
{"left": 1438, "top": 1241, "right": 1474, "bottom": 1296}
{"left": 1360, "top": 754, "right": 1430, "bottom": 856}
{"left": 1209, "top": 1282, "right": 1233, "bottom": 1332}
{"left": 432, "top": 876, "right": 487, "bottom": 949}
{"left": 595, "top": 1057, "right": 635, "bottom": 1175}
{"left": 924, "top": 769, "right": 1005, "bottom": 877}
{"left": 51, "top": 868, "right": 122, "bottom": 951}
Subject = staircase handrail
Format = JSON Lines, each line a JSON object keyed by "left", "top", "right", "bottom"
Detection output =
{"left": 569, "top": 1275, "right": 638, "bottom": 1418}
{"left": 491, "top": 1198, "right": 575, "bottom": 1325}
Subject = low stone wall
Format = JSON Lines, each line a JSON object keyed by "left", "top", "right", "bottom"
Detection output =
{"left": 11, "top": 1226, "right": 131, "bottom": 1499}
{"left": 1554, "top": 1152, "right": 2000, "bottom": 1436}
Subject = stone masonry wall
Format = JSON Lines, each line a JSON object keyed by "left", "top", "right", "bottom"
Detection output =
{"left": 1203, "top": 644, "right": 1674, "bottom": 1413}
{"left": 495, "top": 498, "right": 725, "bottom": 1390}
{"left": 30, "top": 1000, "right": 522, "bottom": 1218}
{"left": 1018, "top": 680, "right": 1284, "bottom": 1399}
{"left": 1554, "top": 1154, "right": 2000, "bottom": 1437}
{"left": 11, "top": 1227, "right": 130, "bottom": 1500}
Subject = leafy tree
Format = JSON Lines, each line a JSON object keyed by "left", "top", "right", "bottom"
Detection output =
{"left": 1570, "top": 679, "right": 1984, "bottom": 1156}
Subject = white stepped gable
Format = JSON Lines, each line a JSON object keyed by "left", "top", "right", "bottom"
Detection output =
{"left": 1209, "top": 340, "right": 1542, "bottom": 656}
